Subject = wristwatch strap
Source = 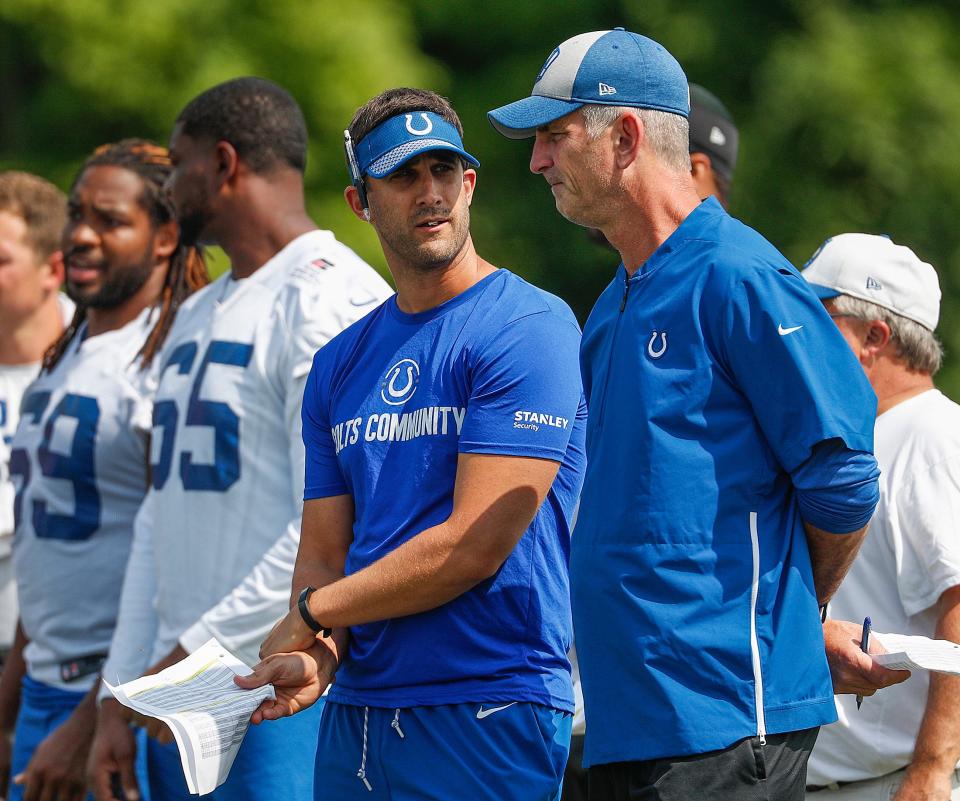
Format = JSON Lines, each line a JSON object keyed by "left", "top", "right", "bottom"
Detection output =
{"left": 297, "top": 586, "right": 332, "bottom": 638}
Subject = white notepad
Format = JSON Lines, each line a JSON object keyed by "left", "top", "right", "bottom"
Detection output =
{"left": 873, "top": 632, "right": 960, "bottom": 675}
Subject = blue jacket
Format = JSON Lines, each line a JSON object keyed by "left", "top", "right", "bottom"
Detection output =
{"left": 572, "top": 199, "right": 879, "bottom": 766}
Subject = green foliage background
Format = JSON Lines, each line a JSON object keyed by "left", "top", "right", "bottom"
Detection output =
{"left": 2, "top": 0, "right": 957, "bottom": 397}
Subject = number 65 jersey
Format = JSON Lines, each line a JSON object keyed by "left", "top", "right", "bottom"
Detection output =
{"left": 11, "top": 309, "right": 154, "bottom": 690}
{"left": 103, "top": 230, "right": 391, "bottom": 683}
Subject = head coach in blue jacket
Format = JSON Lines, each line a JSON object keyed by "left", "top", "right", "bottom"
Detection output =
{"left": 490, "top": 29, "right": 885, "bottom": 800}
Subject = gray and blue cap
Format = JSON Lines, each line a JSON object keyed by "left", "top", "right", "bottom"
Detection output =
{"left": 354, "top": 111, "right": 480, "bottom": 178}
{"left": 488, "top": 28, "right": 689, "bottom": 139}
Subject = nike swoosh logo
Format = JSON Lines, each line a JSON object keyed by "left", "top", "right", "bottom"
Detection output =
{"left": 476, "top": 702, "right": 517, "bottom": 719}
{"left": 778, "top": 324, "right": 803, "bottom": 336}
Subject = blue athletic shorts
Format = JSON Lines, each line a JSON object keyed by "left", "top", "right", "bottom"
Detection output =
{"left": 147, "top": 695, "right": 324, "bottom": 801}
{"left": 9, "top": 675, "right": 150, "bottom": 801}
{"left": 315, "top": 701, "right": 571, "bottom": 800}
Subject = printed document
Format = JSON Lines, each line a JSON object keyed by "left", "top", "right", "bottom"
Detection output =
{"left": 105, "top": 638, "right": 274, "bottom": 795}
{"left": 873, "top": 632, "right": 960, "bottom": 675}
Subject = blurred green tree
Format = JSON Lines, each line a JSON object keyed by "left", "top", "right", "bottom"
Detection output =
{"left": 2, "top": 0, "right": 958, "bottom": 396}
{"left": 0, "top": 0, "right": 442, "bottom": 275}
{"left": 740, "top": 2, "right": 960, "bottom": 397}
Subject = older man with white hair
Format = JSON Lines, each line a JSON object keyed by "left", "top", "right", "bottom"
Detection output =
{"left": 804, "top": 234, "right": 960, "bottom": 801}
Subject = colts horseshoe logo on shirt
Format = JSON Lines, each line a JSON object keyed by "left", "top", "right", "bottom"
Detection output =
{"left": 381, "top": 359, "right": 420, "bottom": 405}
{"left": 647, "top": 331, "right": 668, "bottom": 359}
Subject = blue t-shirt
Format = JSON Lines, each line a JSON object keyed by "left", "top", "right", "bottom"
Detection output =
{"left": 572, "top": 198, "right": 878, "bottom": 766}
{"left": 302, "top": 269, "right": 587, "bottom": 711}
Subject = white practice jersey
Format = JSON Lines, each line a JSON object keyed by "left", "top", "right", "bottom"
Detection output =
{"left": 102, "top": 230, "right": 391, "bottom": 688}
{"left": 11, "top": 308, "right": 154, "bottom": 689}
{"left": 1, "top": 294, "right": 75, "bottom": 650}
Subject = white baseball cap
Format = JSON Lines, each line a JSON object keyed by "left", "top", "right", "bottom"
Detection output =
{"left": 801, "top": 233, "right": 941, "bottom": 331}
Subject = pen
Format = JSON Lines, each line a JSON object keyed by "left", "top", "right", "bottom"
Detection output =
{"left": 857, "top": 616, "right": 872, "bottom": 710}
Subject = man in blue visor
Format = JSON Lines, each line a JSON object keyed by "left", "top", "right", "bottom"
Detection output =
{"left": 489, "top": 30, "right": 886, "bottom": 800}
{"left": 239, "top": 88, "right": 587, "bottom": 801}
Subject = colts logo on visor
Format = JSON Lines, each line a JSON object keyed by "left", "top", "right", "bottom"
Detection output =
{"left": 404, "top": 113, "right": 433, "bottom": 136}
{"left": 381, "top": 359, "right": 420, "bottom": 405}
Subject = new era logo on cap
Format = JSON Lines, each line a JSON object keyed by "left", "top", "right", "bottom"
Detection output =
{"left": 599, "top": 82, "right": 617, "bottom": 96}
{"left": 866, "top": 276, "right": 882, "bottom": 291}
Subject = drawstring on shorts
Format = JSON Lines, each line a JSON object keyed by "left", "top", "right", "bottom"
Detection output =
{"left": 356, "top": 707, "right": 406, "bottom": 791}
{"left": 391, "top": 708, "right": 405, "bottom": 739}
{"left": 357, "top": 706, "right": 372, "bottom": 791}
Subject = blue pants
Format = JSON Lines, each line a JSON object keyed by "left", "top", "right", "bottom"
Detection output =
{"left": 147, "top": 696, "right": 324, "bottom": 800}
{"left": 315, "top": 701, "right": 571, "bottom": 801}
{"left": 9, "top": 675, "right": 150, "bottom": 801}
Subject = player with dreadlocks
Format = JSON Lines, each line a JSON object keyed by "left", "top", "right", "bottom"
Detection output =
{"left": 42, "top": 140, "right": 208, "bottom": 371}
{"left": 0, "top": 139, "right": 207, "bottom": 801}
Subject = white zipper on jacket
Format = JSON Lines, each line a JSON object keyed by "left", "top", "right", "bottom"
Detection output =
{"left": 749, "top": 511, "right": 767, "bottom": 745}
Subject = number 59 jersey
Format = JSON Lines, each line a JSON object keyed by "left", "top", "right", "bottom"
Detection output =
{"left": 106, "top": 230, "right": 391, "bottom": 678}
{"left": 11, "top": 309, "right": 154, "bottom": 690}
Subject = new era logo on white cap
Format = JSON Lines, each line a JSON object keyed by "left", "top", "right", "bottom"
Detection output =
{"left": 801, "top": 233, "right": 941, "bottom": 331}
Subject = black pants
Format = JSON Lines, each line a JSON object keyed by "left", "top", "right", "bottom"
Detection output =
{"left": 562, "top": 733, "right": 588, "bottom": 801}
{"left": 587, "top": 727, "right": 819, "bottom": 801}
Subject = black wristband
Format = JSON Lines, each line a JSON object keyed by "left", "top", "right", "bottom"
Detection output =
{"left": 297, "top": 587, "right": 331, "bottom": 638}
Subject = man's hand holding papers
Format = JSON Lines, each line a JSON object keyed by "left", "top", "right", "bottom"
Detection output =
{"left": 235, "top": 641, "right": 337, "bottom": 724}
{"left": 103, "top": 639, "right": 275, "bottom": 795}
{"left": 824, "top": 619, "right": 912, "bottom": 695}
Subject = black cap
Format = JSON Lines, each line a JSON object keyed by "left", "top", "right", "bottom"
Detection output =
{"left": 688, "top": 84, "right": 738, "bottom": 184}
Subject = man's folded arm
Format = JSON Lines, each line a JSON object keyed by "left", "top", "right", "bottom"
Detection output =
{"left": 305, "top": 452, "right": 560, "bottom": 628}
{"left": 792, "top": 438, "right": 880, "bottom": 605}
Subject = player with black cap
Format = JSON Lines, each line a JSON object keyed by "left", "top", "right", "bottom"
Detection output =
{"left": 688, "top": 83, "right": 739, "bottom": 207}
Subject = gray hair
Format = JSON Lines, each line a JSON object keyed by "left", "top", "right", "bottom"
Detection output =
{"left": 581, "top": 105, "right": 691, "bottom": 174}
{"left": 830, "top": 294, "right": 944, "bottom": 375}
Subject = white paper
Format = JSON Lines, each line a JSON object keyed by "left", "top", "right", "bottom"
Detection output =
{"left": 105, "top": 639, "right": 275, "bottom": 795}
{"left": 872, "top": 631, "right": 960, "bottom": 674}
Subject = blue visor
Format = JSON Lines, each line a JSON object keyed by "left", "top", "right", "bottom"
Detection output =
{"left": 354, "top": 111, "right": 480, "bottom": 178}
